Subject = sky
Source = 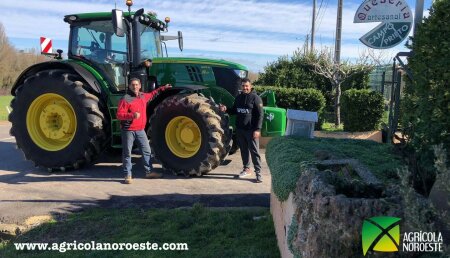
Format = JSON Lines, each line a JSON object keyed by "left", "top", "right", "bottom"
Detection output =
{"left": 0, "top": 0, "right": 433, "bottom": 72}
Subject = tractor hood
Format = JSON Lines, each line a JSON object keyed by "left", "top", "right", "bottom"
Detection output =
{"left": 152, "top": 57, "right": 247, "bottom": 71}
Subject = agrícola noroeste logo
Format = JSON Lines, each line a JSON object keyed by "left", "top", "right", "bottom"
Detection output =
{"left": 362, "top": 216, "right": 401, "bottom": 255}
{"left": 362, "top": 216, "right": 444, "bottom": 256}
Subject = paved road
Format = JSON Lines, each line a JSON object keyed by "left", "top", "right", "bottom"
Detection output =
{"left": 0, "top": 121, "right": 271, "bottom": 226}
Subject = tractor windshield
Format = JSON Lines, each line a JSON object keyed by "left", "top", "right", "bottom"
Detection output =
{"left": 70, "top": 20, "right": 128, "bottom": 90}
{"left": 140, "top": 25, "right": 162, "bottom": 60}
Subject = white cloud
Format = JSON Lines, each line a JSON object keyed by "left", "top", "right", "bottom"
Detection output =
{"left": 142, "top": 0, "right": 312, "bottom": 34}
{"left": 0, "top": 1, "right": 112, "bottom": 14}
{"left": 0, "top": 12, "right": 69, "bottom": 40}
{"left": 0, "top": 0, "right": 428, "bottom": 71}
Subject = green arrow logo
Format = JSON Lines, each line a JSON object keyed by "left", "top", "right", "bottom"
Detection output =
{"left": 362, "top": 216, "right": 401, "bottom": 256}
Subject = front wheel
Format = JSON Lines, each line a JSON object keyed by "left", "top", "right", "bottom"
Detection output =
{"left": 148, "top": 94, "right": 231, "bottom": 176}
{"left": 9, "top": 69, "right": 106, "bottom": 170}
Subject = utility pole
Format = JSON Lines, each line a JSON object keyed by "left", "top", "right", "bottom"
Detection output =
{"left": 333, "top": 0, "right": 343, "bottom": 125}
{"left": 334, "top": 0, "right": 343, "bottom": 65}
{"left": 311, "top": 0, "right": 316, "bottom": 52}
{"left": 413, "top": 0, "right": 424, "bottom": 36}
{"left": 305, "top": 34, "right": 310, "bottom": 53}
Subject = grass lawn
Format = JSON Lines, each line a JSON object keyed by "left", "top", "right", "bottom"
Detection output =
{"left": 0, "top": 205, "right": 279, "bottom": 258}
{"left": 320, "top": 111, "right": 388, "bottom": 132}
{"left": 0, "top": 95, "right": 13, "bottom": 121}
{"left": 320, "top": 122, "right": 344, "bottom": 132}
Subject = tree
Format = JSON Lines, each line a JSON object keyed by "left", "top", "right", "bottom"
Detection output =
{"left": 255, "top": 45, "right": 373, "bottom": 125}
{"left": 255, "top": 46, "right": 332, "bottom": 91}
{"left": 0, "top": 22, "right": 47, "bottom": 93}
{"left": 402, "top": 0, "right": 450, "bottom": 169}
{"left": 0, "top": 22, "right": 16, "bottom": 90}
{"left": 306, "top": 49, "right": 374, "bottom": 126}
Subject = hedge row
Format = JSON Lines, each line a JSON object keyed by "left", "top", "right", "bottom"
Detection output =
{"left": 254, "top": 86, "right": 325, "bottom": 113}
{"left": 341, "top": 89, "right": 384, "bottom": 132}
{"left": 254, "top": 86, "right": 384, "bottom": 132}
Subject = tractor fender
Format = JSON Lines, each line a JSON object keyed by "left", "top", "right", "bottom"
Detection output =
{"left": 10, "top": 61, "right": 104, "bottom": 96}
{"left": 145, "top": 85, "right": 208, "bottom": 123}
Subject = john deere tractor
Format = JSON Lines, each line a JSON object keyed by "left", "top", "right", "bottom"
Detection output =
{"left": 8, "top": 4, "right": 286, "bottom": 176}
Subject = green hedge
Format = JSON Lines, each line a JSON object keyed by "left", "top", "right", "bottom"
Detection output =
{"left": 254, "top": 86, "right": 325, "bottom": 113}
{"left": 341, "top": 89, "right": 384, "bottom": 132}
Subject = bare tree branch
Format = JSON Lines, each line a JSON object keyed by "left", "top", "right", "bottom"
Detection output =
{"left": 305, "top": 48, "right": 375, "bottom": 125}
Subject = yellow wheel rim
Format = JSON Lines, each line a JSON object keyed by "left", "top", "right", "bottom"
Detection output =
{"left": 165, "top": 116, "right": 201, "bottom": 158}
{"left": 26, "top": 93, "right": 77, "bottom": 151}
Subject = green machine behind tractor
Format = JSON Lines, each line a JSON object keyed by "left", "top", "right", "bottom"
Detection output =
{"left": 8, "top": 3, "right": 286, "bottom": 176}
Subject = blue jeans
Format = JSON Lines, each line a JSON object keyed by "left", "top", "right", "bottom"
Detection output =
{"left": 121, "top": 130, "right": 153, "bottom": 177}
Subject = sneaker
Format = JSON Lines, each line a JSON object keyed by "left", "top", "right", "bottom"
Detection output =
{"left": 124, "top": 175, "right": 132, "bottom": 184}
{"left": 145, "top": 171, "right": 163, "bottom": 179}
{"left": 238, "top": 168, "right": 251, "bottom": 178}
{"left": 255, "top": 174, "right": 263, "bottom": 183}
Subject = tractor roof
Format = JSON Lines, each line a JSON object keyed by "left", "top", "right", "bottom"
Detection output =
{"left": 64, "top": 11, "right": 164, "bottom": 25}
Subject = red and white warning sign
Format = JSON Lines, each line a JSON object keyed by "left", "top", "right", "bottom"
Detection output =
{"left": 40, "top": 37, "right": 53, "bottom": 54}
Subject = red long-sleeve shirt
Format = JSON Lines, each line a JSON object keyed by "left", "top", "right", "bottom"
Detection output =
{"left": 116, "top": 87, "right": 168, "bottom": 131}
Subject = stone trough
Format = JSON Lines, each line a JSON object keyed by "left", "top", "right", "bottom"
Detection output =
{"left": 271, "top": 158, "right": 403, "bottom": 258}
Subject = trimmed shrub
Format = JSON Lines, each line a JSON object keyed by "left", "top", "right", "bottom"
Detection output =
{"left": 341, "top": 89, "right": 384, "bottom": 132}
{"left": 254, "top": 85, "right": 325, "bottom": 113}
{"left": 341, "top": 69, "right": 371, "bottom": 91}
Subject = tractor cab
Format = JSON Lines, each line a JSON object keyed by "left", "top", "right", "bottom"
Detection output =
{"left": 65, "top": 10, "right": 166, "bottom": 93}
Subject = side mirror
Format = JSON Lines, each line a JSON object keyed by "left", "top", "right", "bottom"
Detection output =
{"left": 112, "top": 9, "right": 125, "bottom": 37}
{"left": 178, "top": 31, "right": 183, "bottom": 51}
{"left": 160, "top": 31, "right": 184, "bottom": 54}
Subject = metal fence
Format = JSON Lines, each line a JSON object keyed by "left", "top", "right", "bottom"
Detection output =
{"left": 369, "top": 65, "right": 393, "bottom": 101}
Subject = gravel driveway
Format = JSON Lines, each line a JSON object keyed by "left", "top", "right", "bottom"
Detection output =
{"left": 0, "top": 121, "right": 271, "bottom": 230}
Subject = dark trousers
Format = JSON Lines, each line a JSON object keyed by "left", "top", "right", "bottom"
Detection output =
{"left": 236, "top": 129, "right": 261, "bottom": 175}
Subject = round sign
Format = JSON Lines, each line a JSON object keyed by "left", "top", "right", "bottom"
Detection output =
{"left": 354, "top": 0, "right": 413, "bottom": 49}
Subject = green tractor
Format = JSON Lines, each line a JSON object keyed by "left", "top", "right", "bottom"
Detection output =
{"left": 8, "top": 4, "right": 286, "bottom": 176}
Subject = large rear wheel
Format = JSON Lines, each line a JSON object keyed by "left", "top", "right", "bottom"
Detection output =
{"left": 9, "top": 69, "right": 106, "bottom": 170}
{"left": 149, "top": 94, "right": 231, "bottom": 176}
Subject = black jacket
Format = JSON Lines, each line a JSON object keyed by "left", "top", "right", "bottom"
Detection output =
{"left": 228, "top": 90, "right": 264, "bottom": 131}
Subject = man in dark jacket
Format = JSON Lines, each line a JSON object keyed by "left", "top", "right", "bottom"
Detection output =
{"left": 116, "top": 78, "right": 170, "bottom": 184}
{"left": 220, "top": 78, "right": 264, "bottom": 183}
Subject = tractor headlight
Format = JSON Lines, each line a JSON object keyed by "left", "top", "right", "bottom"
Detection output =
{"left": 234, "top": 69, "right": 247, "bottom": 79}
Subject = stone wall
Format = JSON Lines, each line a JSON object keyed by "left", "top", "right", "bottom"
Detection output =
{"left": 271, "top": 159, "right": 404, "bottom": 257}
